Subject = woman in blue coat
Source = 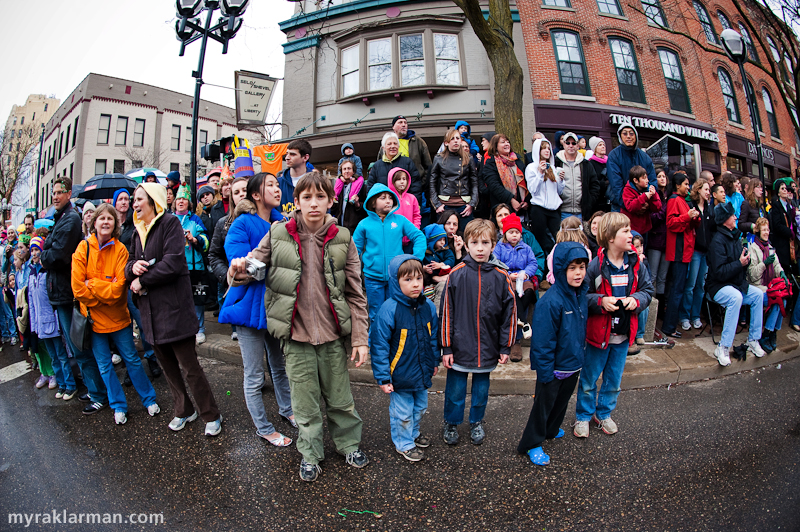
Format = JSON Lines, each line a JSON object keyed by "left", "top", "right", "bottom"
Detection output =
{"left": 219, "top": 173, "right": 294, "bottom": 447}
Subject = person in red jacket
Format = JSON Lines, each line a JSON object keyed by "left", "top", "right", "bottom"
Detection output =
{"left": 661, "top": 172, "right": 701, "bottom": 337}
{"left": 621, "top": 165, "right": 661, "bottom": 241}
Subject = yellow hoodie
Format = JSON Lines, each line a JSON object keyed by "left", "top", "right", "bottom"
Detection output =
{"left": 133, "top": 183, "right": 167, "bottom": 251}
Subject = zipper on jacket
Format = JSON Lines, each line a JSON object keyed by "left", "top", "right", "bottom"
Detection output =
{"left": 477, "top": 267, "right": 482, "bottom": 367}
{"left": 329, "top": 255, "right": 336, "bottom": 287}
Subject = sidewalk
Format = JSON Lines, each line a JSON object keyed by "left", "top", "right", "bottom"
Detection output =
{"left": 199, "top": 313, "right": 800, "bottom": 395}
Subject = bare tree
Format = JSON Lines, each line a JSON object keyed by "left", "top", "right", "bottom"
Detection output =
{"left": 0, "top": 122, "right": 41, "bottom": 204}
{"left": 452, "top": 0, "right": 525, "bottom": 155}
{"left": 118, "top": 143, "right": 170, "bottom": 170}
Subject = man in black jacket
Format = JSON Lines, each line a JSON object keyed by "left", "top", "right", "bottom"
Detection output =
{"left": 553, "top": 132, "right": 599, "bottom": 220}
{"left": 41, "top": 177, "right": 108, "bottom": 414}
{"left": 706, "top": 201, "right": 765, "bottom": 367}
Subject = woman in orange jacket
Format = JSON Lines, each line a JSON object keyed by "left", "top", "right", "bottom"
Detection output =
{"left": 72, "top": 203, "right": 160, "bottom": 426}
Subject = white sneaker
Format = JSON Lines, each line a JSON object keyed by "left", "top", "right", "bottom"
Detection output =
{"left": 747, "top": 340, "right": 766, "bottom": 358}
{"left": 147, "top": 403, "right": 161, "bottom": 416}
{"left": 168, "top": 412, "right": 198, "bottom": 431}
{"left": 692, "top": 319, "right": 703, "bottom": 329}
{"left": 231, "top": 331, "right": 238, "bottom": 341}
{"left": 573, "top": 420, "right": 589, "bottom": 438}
{"left": 111, "top": 354, "right": 122, "bottom": 365}
{"left": 680, "top": 320, "right": 691, "bottom": 331}
{"left": 196, "top": 332, "right": 206, "bottom": 345}
{"left": 715, "top": 345, "right": 731, "bottom": 366}
{"left": 114, "top": 411, "right": 127, "bottom": 425}
{"left": 205, "top": 415, "right": 223, "bottom": 436}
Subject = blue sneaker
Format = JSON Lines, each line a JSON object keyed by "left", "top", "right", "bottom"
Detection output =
{"left": 527, "top": 447, "right": 550, "bottom": 466}
{"left": 555, "top": 428, "right": 565, "bottom": 439}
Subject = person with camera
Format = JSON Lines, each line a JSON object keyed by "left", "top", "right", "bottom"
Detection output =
{"left": 219, "top": 173, "right": 294, "bottom": 447}
{"left": 706, "top": 202, "right": 766, "bottom": 366}
{"left": 524, "top": 138, "right": 563, "bottom": 255}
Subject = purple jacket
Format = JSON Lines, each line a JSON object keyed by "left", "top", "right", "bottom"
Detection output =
{"left": 493, "top": 241, "right": 538, "bottom": 278}
{"left": 648, "top": 190, "right": 668, "bottom": 252}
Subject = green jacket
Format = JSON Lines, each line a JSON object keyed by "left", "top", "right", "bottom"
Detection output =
{"left": 265, "top": 218, "right": 352, "bottom": 340}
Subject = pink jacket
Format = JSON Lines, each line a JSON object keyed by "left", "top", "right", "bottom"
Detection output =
{"left": 388, "top": 168, "right": 421, "bottom": 231}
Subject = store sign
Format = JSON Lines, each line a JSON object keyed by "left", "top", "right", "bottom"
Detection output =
{"left": 234, "top": 70, "right": 278, "bottom": 127}
{"left": 747, "top": 142, "right": 775, "bottom": 163}
{"left": 609, "top": 113, "right": 720, "bottom": 142}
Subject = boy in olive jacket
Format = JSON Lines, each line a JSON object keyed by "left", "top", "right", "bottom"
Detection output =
{"left": 229, "top": 171, "right": 370, "bottom": 483}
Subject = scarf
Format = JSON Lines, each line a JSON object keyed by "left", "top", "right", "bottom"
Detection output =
{"left": 755, "top": 237, "right": 775, "bottom": 286}
{"left": 222, "top": 197, "right": 229, "bottom": 214}
{"left": 382, "top": 151, "right": 400, "bottom": 163}
{"left": 494, "top": 152, "right": 523, "bottom": 194}
{"left": 589, "top": 155, "right": 608, "bottom": 164}
{"left": 334, "top": 176, "right": 365, "bottom": 202}
{"left": 174, "top": 209, "right": 189, "bottom": 216}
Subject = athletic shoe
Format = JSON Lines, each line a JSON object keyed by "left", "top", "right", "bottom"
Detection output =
{"left": 414, "top": 435, "right": 431, "bottom": 448}
{"left": 147, "top": 403, "right": 161, "bottom": 416}
{"left": 78, "top": 393, "right": 91, "bottom": 403}
{"left": 692, "top": 319, "right": 703, "bottom": 329}
{"left": 205, "top": 415, "right": 223, "bottom": 436}
{"left": 168, "top": 412, "right": 198, "bottom": 431}
{"left": 82, "top": 401, "right": 107, "bottom": 415}
{"left": 593, "top": 416, "right": 618, "bottom": 435}
{"left": 715, "top": 344, "right": 731, "bottom": 366}
{"left": 443, "top": 424, "right": 459, "bottom": 445}
{"left": 628, "top": 345, "right": 641, "bottom": 356}
{"left": 196, "top": 332, "right": 206, "bottom": 345}
{"left": 521, "top": 323, "right": 532, "bottom": 340}
{"left": 62, "top": 389, "right": 77, "bottom": 401}
{"left": 747, "top": 340, "right": 766, "bottom": 358}
{"left": 111, "top": 354, "right": 122, "bottom": 365}
{"left": 299, "top": 459, "right": 321, "bottom": 482}
{"left": 680, "top": 320, "right": 691, "bottom": 331}
{"left": 35, "top": 375, "right": 48, "bottom": 389}
{"left": 345, "top": 449, "right": 369, "bottom": 468}
{"left": 573, "top": 420, "right": 589, "bottom": 438}
{"left": 231, "top": 331, "right": 238, "bottom": 341}
{"left": 114, "top": 411, "right": 127, "bottom": 425}
{"left": 55, "top": 387, "right": 65, "bottom": 399}
{"left": 759, "top": 336, "right": 774, "bottom": 354}
{"left": 635, "top": 337, "right": 645, "bottom": 345}
{"left": 48, "top": 376, "right": 57, "bottom": 389}
{"left": 10, "top": 335, "right": 17, "bottom": 345}
{"left": 397, "top": 447, "right": 425, "bottom": 462}
{"left": 470, "top": 421, "right": 486, "bottom": 445}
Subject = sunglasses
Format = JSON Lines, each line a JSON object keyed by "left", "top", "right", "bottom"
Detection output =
{"left": 564, "top": 140, "right": 577, "bottom": 145}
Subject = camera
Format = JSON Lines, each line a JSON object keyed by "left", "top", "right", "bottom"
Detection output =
{"left": 245, "top": 257, "right": 267, "bottom": 281}
{"left": 545, "top": 163, "right": 551, "bottom": 170}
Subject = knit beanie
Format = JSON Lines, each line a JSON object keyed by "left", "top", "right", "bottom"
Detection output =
{"left": 423, "top": 224, "right": 448, "bottom": 252}
{"left": 197, "top": 185, "right": 215, "bottom": 200}
{"left": 391, "top": 115, "right": 406, "bottom": 127}
{"left": 482, "top": 131, "right": 497, "bottom": 143}
{"left": 588, "top": 136, "right": 604, "bottom": 153}
{"left": 18, "top": 234, "right": 31, "bottom": 245}
{"left": 30, "top": 236, "right": 45, "bottom": 252}
{"left": 501, "top": 213, "right": 523, "bottom": 235}
{"left": 112, "top": 188, "right": 130, "bottom": 207}
{"left": 166, "top": 171, "right": 181, "bottom": 184}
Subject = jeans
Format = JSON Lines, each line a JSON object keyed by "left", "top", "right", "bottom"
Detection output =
{"left": 680, "top": 251, "right": 707, "bottom": 322}
{"left": 443, "top": 369, "right": 491, "bottom": 425}
{"left": 0, "top": 297, "right": 14, "bottom": 338}
{"left": 91, "top": 325, "right": 156, "bottom": 413}
{"left": 576, "top": 342, "right": 628, "bottom": 421}
{"left": 763, "top": 291, "right": 784, "bottom": 332}
{"left": 44, "top": 336, "right": 75, "bottom": 391}
{"left": 55, "top": 304, "right": 107, "bottom": 403}
{"left": 712, "top": 285, "right": 763, "bottom": 348}
{"left": 636, "top": 307, "right": 649, "bottom": 339}
{"left": 448, "top": 204, "right": 474, "bottom": 234}
{"left": 195, "top": 305, "right": 205, "bottom": 334}
{"left": 662, "top": 261, "right": 689, "bottom": 334}
{"left": 560, "top": 212, "right": 582, "bottom": 221}
{"left": 127, "top": 290, "right": 154, "bottom": 359}
{"left": 646, "top": 248, "right": 670, "bottom": 296}
{"left": 237, "top": 326, "right": 293, "bottom": 436}
{"left": 364, "top": 278, "right": 390, "bottom": 327}
{"left": 791, "top": 296, "right": 800, "bottom": 327}
{"left": 389, "top": 389, "right": 428, "bottom": 452}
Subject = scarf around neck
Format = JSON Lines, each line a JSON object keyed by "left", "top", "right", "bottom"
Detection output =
{"left": 494, "top": 152, "right": 522, "bottom": 193}
{"left": 589, "top": 154, "right": 608, "bottom": 164}
{"left": 755, "top": 237, "right": 776, "bottom": 285}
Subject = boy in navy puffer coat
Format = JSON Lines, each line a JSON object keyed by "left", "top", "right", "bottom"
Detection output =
{"left": 371, "top": 255, "right": 440, "bottom": 462}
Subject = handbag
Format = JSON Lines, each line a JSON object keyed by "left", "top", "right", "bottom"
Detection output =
{"left": 69, "top": 243, "right": 93, "bottom": 352}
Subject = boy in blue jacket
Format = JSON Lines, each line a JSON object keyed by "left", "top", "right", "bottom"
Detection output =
{"left": 338, "top": 143, "right": 363, "bottom": 178}
{"left": 517, "top": 242, "right": 589, "bottom": 465}
{"left": 354, "top": 184, "right": 426, "bottom": 329}
{"left": 371, "top": 255, "right": 440, "bottom": 462}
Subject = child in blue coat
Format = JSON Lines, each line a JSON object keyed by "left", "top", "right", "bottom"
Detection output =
{"left": 371, "top": 255, "right": 440, "bottom": 462}
{"left": 353, "top": 184, "right": 426, "bottom": 329}
{"left": 517, "top": 242, "right": 589, "bottom": 465}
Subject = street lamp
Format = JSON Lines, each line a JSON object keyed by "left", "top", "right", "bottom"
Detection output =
{"left": 721, "top": 28, "right": 765, "bottom": 189}
{"left": 174, "top": 0, "right": 248, "bottom": 202}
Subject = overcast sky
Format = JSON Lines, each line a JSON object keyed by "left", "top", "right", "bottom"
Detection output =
{"left": 1, "top": 0, "right": 295, "bottom": 124}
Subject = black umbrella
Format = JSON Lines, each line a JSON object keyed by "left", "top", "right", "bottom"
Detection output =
{"left": 77, "top": 173, "right": 138, "bottom": 200}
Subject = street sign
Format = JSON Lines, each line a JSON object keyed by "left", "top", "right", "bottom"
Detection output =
{"left": 234, "top": 70, "right": 277, "bottom": 127}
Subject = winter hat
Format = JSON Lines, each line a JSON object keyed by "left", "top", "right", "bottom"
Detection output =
{"left": 501, "top": 213, "right": 523, "bottom": 235}
{"left": 82, "top": 201, "right": 97, "bottom": 216}
{"left": 176, "top": 185, "right": 192, "bottom": 202}
{"left": 112, "top": 188, "right": 130, "bottom": 207}
{"left": 29, "top": 236, "right": 45, "bottom": 252}
{"left": 144, "top": 171, "right": 157, "bottom": 182}
{"left": 391, "top": 115, "right": 407, "bottom": 127}
{"left": 166, "top": 171, "right": 181, "bottom": 185}
{"left": 18, "top": 234, "right": 31, "bottom": 245}
{"left": 588, "top": 136, "right": 604, "bottom": 153}
{"left": 197, "top": 185, "right": 215, "bottom": 200}
{"left": 774, "top": 177, "right": 793, "bottom": 192}
{"left": 482, "top": 131, "right": 497, "bottom": 143}
{"left": 714, "top": 201, "right": 736, "bottom": 225}
{"left": 423, "top": 224, "right": 448, "bottom": 251}
{"left": 341, "top": 142, "right": 355, "bottom": 155}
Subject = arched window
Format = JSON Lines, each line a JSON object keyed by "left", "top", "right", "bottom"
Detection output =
{"left": 693, "top": 1, "right": 717, "bottom": 44}
{"left": 768, "top": 36, "right": 790, "bottom": 84}
{"left": 738, "top": 23, "right": 759, "bottom": 63}
{"left": 762, "top": 88, "right": 780, "bottom": 138}
{"left": 658, "top": 48, "right": 690, "bottom": 113}
{"left": 718, "top": 68, "right": 740, "bottom": 123}
{"left": 642, "top": 0, "right": 667, "bottom": 27}
{"left": 716, "top": 11, "right": 732, "bottom": 30}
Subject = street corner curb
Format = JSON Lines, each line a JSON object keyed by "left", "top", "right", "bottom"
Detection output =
{"left": 196, "top": 338, "right": 242, "bottom": 366}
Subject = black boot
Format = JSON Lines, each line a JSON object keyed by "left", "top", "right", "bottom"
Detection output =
{"left": 123, "top": 371, "right": 132, "bottom": 387}
{"left": 770, "top": 329, "right": 778, "bottom": 352}
{"left": 147, "top": 356, "right": 162, "bottom": 378}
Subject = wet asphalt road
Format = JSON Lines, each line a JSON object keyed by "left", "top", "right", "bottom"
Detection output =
{"left": 0, "top": 343, "right": 798, "bottom": 532}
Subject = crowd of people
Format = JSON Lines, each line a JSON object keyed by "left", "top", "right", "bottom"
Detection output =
{"left": 12, "top": 114, "right": 798, "bottom": 479}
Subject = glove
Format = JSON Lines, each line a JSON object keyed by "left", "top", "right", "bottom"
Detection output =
{"left": 780, "top": 271, "right": 789, "bottom": 282}
{"left": 764, "top": 254, "right": 776, "bottom": 265}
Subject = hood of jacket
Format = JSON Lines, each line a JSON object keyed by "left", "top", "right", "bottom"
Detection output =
{"left": 388, "top": 254, "right": 426, "bottom": 308}
{"left": 530, "top": 138, "right": 555, "bottom": 169}
{"left": 556, "top": 149, "right": 585, "bottom": 165}
{"left": 454, "top": 120, "right": 472, "bottom": 138}
{"left": 553, "top": 130, "right": 566, "bottom": 154}
{"left": 387, "top": 167, "right": 412, "bottom": 201}
{"left": 404, "top": 129, "right": 417, "bottom": 140}
{"left": 132, "top": 183, "right": 167, "bottom": 251}
{"left": 552, "top": 241, "right": 590, "bottom": 298}
{"left": 617, "top": 123, "right": 639, "bottom": 151}
{"left": 364, "top": 183, "right": 400, "bottom": 219}
{"left": 341, "top": 142, "right": 355, "bottom": 156}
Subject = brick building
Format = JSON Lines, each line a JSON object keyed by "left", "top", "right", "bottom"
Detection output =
{"left": 517, "top": 0, "right": 798, "bottom": 183}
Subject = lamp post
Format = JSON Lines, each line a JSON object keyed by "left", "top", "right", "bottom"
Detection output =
{"left": 35, "top": 123, "right": 45, "bottom": 213}
{"left": 174, "top": 0, "right": 247, "bottom": 203}
{"left": 721, "top": 28, "right": 765, "bottom": 189}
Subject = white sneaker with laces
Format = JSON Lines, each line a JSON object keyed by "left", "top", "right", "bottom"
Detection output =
{"left": 715, "top": 344, "right": 731, "bottom": 366}
{"left": 747, "top": 340, "right": 766, "bottom": 358}
{"left": 231, "top": 331, "right": 238, "bottom": 341}
{"left": 680, "top": 320, "right": 691, "bottom": 331}
{"left": 196, "top": 332, "right": 206, "bottom": 345}
{"left": 111, "top": 354, "right": 122, "bottom": 365}
{"left": 205, "top": 415, "right": 223, "bottom": 436}
{"left": 114, "top": 411, "right": 127, "bottom": 425}
{"left": 692, "top": 318, "right": 703, "bottom": 329}
{"left": 573, "top": 420, "right": 589, "bottom": 438}
{"left": 147, "top": 403, "right": 161, "bottom": 416}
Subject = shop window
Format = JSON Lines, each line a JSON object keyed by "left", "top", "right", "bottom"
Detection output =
{"left": 368, "top": 38, "right": 392, "bottom": 91}
{"left": 434, "top": 34, "right": 460, "bottom": 85}
{"left": 762, "top": 88, "right": 780, "bottom": 139}
{"left": 693, "top": 1, "right": 717, "bottom": 44}
{"left": 717, "top": 68, "right": 740, "bottom": 123}
{"left": 745, "top": 80, "right": 762, "bottom": 133}
{"left": 717, "top": 11, "right": 731, "bottom": 30}
{"left": 609, "top": 38, "right": 645, "bottom": 103}
{"left": 658, "top": 48, "right": 690, "bottom": 113}
{"left": 543, "top": 0, "right": 571, "bottom": 6}
{"left": 552, "top": 31, "right": 590, "bottom": 96}
{"left": 134, "top": 119, "right": 145, "bottom": 147}
{"left": 97, "top": 114, "right": 111, "bottom": 145}
{"left": 596, "top": 0, "right": 622, "bottom": 16}
{"left": 700, "top": 149, "right": 717, "bottom": 166}
{"left": 738, "top": 23, "right": 759, "bottom": 63}
{"left": 95, "top": 159, "right": 107, "bottom": 176}
{"left": 726, "top": 155, "right": 743, "bottom": 173}
{"left": 341, "top": 44, "right": 359, "bottom": 97}
{"left": 171, "top": 125, "right": 181, "bottom": 151}
{"left": 116, "top": 117, "right": 128, "bottom": 146}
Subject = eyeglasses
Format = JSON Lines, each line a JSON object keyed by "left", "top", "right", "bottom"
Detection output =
{"left": 52, "top": 189, "right": 68, "bottom": 196}
{"left": 564, "top": 141, "right": 577, "bottom": 146}
{"left": 620, "top": 131, "right": 636, "bottom": 136}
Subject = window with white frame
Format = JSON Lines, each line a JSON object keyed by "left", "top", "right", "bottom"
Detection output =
{"left": 134, "top": 119, "right": 145, "bottom": 147}
{"left": 199, "top": 129, "right": 208, "bottom": 152}
{"left": 341, "top": 44, "right": 359, "bottom": 97}
{"left": 400, "top": 34, "right": 425, "bottom": 87}
{"left": 434, "top": 34, "right": 460, "bottom": 85}
{"left": 98, "top": 114, "right": 111, "bottom": 144}
{"left": 116, "top": 117, "right": 128, "bottom": 145}
{"left": 368, "top": 38, "right": 392, "bottom": 91}
{"left": 543, "top": 0, "right": 571, "bottom": 6}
